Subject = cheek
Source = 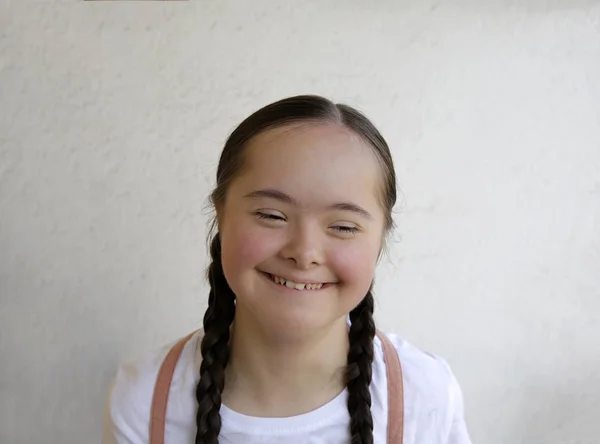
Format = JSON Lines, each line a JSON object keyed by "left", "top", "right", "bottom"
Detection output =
{"left": 329, "top": 240, "right": 380, "bottom": 290}
{"left": 221, "top": 222, "right": 278, "bottom": 272}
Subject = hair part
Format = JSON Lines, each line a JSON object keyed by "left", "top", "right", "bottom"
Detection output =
{"left": 196, "top": 95, "right": 397, "bottom": 443}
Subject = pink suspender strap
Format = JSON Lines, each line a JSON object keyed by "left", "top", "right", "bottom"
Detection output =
{"left": 376, "top": 330, "right": 405, "bottom": 444}
{"left": 149, "top": 331, "right": 196, "bottom": 444}
{"left": 149, "top": 329, "right": 404, "bottom": 444}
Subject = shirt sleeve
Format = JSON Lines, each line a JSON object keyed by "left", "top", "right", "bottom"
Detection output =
{"left": 445, "top": 367, "right": 472, "bottom": 444}
{"left": 102, "top": 380, "right": 134, "bottom": 444}
{"left": 102, "top": 371, "right": 149, "bottom": 444}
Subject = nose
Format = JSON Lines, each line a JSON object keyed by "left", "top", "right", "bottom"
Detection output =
{"left": 280, "top": 223, "right": 324, "bottom": 270}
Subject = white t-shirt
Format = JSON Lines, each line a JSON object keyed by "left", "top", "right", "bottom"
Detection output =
{"left": 103, "top": 330, "right": 471, "bottom": 444}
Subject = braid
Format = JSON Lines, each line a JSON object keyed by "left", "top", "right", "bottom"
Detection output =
{"left": 195, "top": 234, "right": 236, "bottom": 444}
{"left": 345, "top": 289, "right": 376, "bottom": 444}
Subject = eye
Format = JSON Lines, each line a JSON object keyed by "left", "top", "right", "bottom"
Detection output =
{"left": 331, "top": 225, "right": 359, "bottom": 235}
{"left": 254, "top": 211, "right": 286, "bottom": 222}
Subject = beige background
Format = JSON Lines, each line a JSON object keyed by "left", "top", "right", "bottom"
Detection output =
{"left": 1, "top": 1, "right": 599, "bottom": 443}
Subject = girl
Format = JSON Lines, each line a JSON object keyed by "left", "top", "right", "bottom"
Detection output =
{"left": 103, "top": 95, "right": 472, "bottom": 444}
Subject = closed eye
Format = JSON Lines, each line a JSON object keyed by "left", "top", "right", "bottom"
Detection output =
{"left": 255, "top": 211, "right": 286, "bottom": 222}
{"left": 332, "top": 225, "right": 359, "bottom": 235}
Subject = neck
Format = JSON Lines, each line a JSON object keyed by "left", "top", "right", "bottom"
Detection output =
{"left": 222, "top": 313, "right": 349, "bottom": 417}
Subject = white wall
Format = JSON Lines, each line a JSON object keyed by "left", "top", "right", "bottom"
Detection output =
{"left": 1, "top": 1, "right": 599, "bottom": 443}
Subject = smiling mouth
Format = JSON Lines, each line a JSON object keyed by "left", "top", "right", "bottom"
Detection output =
{"left": 261, "top": 272, "right": 333, "bottom": 291}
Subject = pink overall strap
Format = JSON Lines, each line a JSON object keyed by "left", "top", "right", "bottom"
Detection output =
{"left": 149, "top": 331, "right": 197, "bottom": 444}
{"left": 150, "top": 330, "right": 404, "bottom": 444}
{"left": 376, "top": 330, "right": 405, "bottom": 444}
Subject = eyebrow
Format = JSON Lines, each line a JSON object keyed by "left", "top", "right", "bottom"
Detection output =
{"left": 244, "top": 188, "right": 373, "bottom": 220}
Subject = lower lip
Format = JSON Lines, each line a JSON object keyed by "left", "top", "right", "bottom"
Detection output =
{"left": 260, "top": 272, "right": 332, "bottom": 293}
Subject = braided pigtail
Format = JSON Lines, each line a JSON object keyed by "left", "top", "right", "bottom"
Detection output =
{"left": 195, "top": 234, "right": 236, "bottom": 444}
{"left": 345, "top": 289, "right": 376, "bottom": 444}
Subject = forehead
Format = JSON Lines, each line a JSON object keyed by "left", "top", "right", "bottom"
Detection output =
{"left": 232, "top": 123, "right": 384, "bottom": 212}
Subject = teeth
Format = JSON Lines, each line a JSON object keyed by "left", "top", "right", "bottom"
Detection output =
{"left": 270, "top": 274, "right": 324, "bottom": 291}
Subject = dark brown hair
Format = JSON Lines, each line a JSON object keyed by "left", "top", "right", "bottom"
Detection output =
{"left": 195, "top": 95, "right": 397, "bottom": 444}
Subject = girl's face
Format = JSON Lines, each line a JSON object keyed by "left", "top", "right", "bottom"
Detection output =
{"left": 218, "top": 123, "right": 387, "bottom": 338}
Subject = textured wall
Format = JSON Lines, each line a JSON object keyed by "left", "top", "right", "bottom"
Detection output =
{"left": 1, "top": 1, "right": 599, "bottom": 443}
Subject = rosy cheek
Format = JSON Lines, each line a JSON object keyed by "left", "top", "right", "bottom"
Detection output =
{"left": 235, "top": 235, "right": 268, "bottom": 265}
{"left": 329, "top": 242, "right": 379, "bottom": 285}
{"left": 223, "top": 222, "right": 278, "bottom": 268}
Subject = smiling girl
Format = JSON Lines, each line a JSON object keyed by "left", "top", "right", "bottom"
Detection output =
{"left": 103, "top": 95, "right": 471, "bottom": 444}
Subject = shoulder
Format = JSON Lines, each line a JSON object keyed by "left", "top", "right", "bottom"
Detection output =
{"left": 384, "top": 332, "right": 455, "bottom": 383}
{"left": 376, "top": 331, "right": 466, "bottom": 425}
{"left": 103, "top": 331, "right": 202, "bottom": 443}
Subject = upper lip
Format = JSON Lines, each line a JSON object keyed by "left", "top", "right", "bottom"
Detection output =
{"left": 262, "top": 271, "right": 335, "bottom": 285}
